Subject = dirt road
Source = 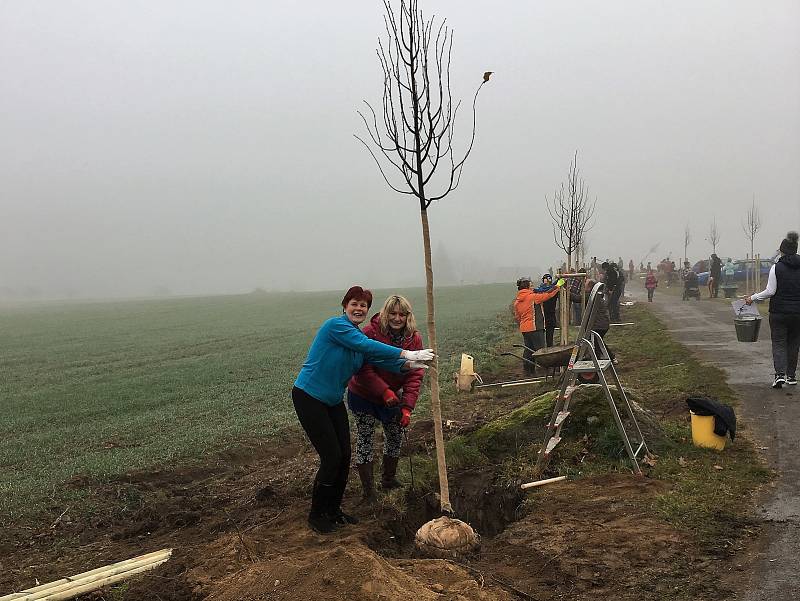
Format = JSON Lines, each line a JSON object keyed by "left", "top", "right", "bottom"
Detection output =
{"left": 635, "top": 289, "right": 799, "bottom": 600}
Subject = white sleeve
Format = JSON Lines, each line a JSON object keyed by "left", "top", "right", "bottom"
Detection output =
{"left": 750, "top": 265, "right": 777, "bottom": 301}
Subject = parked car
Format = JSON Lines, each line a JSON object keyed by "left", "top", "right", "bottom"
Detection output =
{"left": 696, "top": 259, "right": 773, "bottom": 286}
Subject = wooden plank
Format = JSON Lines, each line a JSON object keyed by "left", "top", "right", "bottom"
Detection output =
{"left": 1, "top": 549, "right": 172, "bottom": 601}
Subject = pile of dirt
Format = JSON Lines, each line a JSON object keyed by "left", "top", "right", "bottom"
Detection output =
{"left": 199, "top": 539, "right": 511, "bottom": 601}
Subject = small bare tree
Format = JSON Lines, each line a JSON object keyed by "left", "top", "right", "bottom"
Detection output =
{"left": 742, "top": 198, "right": 762, "bottom": 291}
{"left": 547, "top": 151, "right": 596, "bottom": 272}
{"left": 356, "top": 0, "right": 489, "bottom": 514}
{"left": 708, "top": 217, "right": 720, "bottom": 255}
{"left": 742, "top": 199, "right": 762, "bottom": 257}
{"left": 683, "top": 224, "right": 691, "bottom": 267}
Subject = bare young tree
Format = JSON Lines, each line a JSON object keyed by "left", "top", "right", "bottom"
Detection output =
{"left": 547, "top": 151, "right": 596, "bottom": 272}
{"left": 683, "top": 224, "right": 691, "bottom": 267}
{"left": 742, "top": 198, "right": 762, "bottom": 290}
{"left": 708, "top": 217, "right": 720, "bottom": 255}
{"left": 356, "top": 0, "right": 489, "bottom": 514}
{"left": 742, "top": 198, "right": 761, "bottom": 260}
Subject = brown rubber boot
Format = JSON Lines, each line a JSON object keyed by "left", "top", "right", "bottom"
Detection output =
{"left": 356, "top": 461, "right": 377, "bottom": 504}
{"left": 381, "top": 455, "right": 401, "bottom": 490}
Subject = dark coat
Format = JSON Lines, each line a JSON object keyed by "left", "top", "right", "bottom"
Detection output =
{"left": 771, "top": 254, "right": 800, "bottom": 315}
{"left": 710, "top": 256, "right": 722, "bottom": 278}
{"left": 586, "top": 290, "right": 610, "bottom": 331}
{"left": 686, "top": 396, "right": 736, "bottom": 440}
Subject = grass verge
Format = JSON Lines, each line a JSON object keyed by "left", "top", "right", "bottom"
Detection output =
{"left": 391, "top": 301, "right": 771, "bottom": 550}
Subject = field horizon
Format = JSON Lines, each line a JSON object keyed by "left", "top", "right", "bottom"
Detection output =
{"left": 1, "top": 282, "right": 514, "bottom": 519}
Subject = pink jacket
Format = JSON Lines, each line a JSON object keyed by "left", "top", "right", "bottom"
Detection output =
{"left": 347, "top": 313, "right": 424, "bottom": 410}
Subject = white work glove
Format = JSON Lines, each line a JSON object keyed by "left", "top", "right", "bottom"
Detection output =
{"left": 405, "top": 360, "right": 429, "bottom": 370}
{"left": 402, "top": 349, "right": 435, "bottom": 361}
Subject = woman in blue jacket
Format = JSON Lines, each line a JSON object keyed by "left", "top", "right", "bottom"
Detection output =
{"left": 293, "top": 286, "right": 433, "bottom": 533}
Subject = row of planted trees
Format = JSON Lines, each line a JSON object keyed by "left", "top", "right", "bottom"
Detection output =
{"left": 680, "top": 199, "right": 764, "bottom": 292}
{"left": 356, "top": 0, "right": 770, "bottom": 515}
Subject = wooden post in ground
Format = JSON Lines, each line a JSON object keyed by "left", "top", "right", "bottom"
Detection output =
{"left": 756, "top": 253, "right": 761, "bottom": 292}
{"left": 745, "top": 253, "right": 750, "bottom": 295}
{"left": 558, "top": 273, "right": 587, "bottom": 345}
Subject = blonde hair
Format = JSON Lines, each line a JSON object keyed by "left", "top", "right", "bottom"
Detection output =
{"left": 378, "top": 294, "right": 418, "bottom": 336}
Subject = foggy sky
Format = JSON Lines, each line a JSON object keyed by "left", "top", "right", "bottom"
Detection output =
{"left": 1, "top": 1, "right": 799, "bottom": 299}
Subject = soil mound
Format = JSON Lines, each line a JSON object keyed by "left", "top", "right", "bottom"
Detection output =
{"left": 202, "top": 538, "right": 511, "bottom": 601}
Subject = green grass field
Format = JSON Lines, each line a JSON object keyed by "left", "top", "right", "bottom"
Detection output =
{"left": 0, "top": 284, "right": 513, "bottom": 519}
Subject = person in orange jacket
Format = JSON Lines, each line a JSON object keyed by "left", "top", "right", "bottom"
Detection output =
{"left": 513, "top": 276, "right": 565, "bottom": 375}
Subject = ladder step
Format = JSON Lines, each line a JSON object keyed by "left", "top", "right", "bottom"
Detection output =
{"left": 544, "top": 436, "right": 561, "bottom": 455}
{"left": 571, "top": 360, "right": 612, "bottom": 373}
{"left": 559, "top": 385, "right": 577, "bottom": 400}
{"left": 548, "top": 411, "right": 570, "bottom": 428}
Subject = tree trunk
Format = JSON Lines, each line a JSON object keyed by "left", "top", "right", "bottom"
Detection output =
{"left": 420, "top": 208, "right": 451, "bottom": 513}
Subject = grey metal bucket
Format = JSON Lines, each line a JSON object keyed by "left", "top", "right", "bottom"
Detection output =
{"left": 734, "top": 316, "right": 762, "bottom": 342}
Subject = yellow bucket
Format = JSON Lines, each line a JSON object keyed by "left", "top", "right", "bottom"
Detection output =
{"left": 690, "top": 411, "right": 726, "bottom": 451}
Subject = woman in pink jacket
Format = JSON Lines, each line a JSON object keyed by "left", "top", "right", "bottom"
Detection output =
{"left": 347, "top": 295, "right": 424, "bottom": 502}
{"left": 645, "top": 269, "right": 658, "bottom": 302}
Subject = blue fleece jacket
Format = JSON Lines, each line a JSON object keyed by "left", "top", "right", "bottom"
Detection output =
{"left": 294, "top": 314, "right": 406, "bottom": 406}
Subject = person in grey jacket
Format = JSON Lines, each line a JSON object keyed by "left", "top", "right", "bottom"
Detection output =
{"left": 586, "top": 280, "right": 616, "bottom": 363}
{"left": 746, "top": 232, "right": 800, "bottom": 388}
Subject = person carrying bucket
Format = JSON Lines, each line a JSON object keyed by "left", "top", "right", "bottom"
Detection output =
{"left": 745, "top": 232, "right": 800, "bottom": 389}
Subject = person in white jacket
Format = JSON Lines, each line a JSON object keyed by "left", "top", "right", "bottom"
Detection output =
{"left": 746, "top": 232, "right": 800, "bottom": 388}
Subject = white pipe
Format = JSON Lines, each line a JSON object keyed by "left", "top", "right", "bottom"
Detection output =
{"left": 520, "top": 475, "right": 568, "bottom": 490}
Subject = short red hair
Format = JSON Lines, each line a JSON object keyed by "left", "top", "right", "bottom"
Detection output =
{"left": 341, "top": 285, "right": 373, "bottom": 309}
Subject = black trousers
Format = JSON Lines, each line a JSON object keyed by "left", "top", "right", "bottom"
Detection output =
{"left": 522, "top": 331, "right": 545, "bottom": 374}
{"left": 292, "top": 386, "right": 351, "bottom": 513}
{"left": 647, "top": 288, "right": 654, "bottom": 302}
{"left": 769, "top": 313, "right": 800, "bottom": 377}
{"left": 609, "top": 287, "right": 622, "bottom": 321}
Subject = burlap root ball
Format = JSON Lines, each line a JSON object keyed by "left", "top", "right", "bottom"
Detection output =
{"left": 414, "top": 516, "right": 480, "bottom": 559}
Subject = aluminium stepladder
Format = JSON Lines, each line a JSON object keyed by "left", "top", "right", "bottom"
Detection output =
{"left": 534, "top": 281, "right": 649, "bottom": 475}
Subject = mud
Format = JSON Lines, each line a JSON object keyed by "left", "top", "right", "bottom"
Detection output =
{"left": 0, "top": 330, "right": 772, "bottom": 601}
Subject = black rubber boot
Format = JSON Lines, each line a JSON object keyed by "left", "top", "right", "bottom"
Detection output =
{"left": 308, "top": 481, "right": 338, "bottom": 534}
{"left": 381, "top": 455, "right": 401, "bottom": 490}
{"left": 327, "top": 477, "right": 359, "bottom": 525}
{"left": 356, "top": 461, "right": 377, "bottom": 505}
